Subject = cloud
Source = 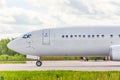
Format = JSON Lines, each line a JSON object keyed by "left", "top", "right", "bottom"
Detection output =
{"left": 0, "top": 0, "right": 120, "bottom": 39}
{"left": 9, "top": 13, "right": 43, "bottom": 25}
{"left": 26, "top": 0, "right": 120, "bottom": 23}
{"left": 0, "top": 0, "right": 6, "bottom": 8}
{"left": 0, "top": 33, "right": 20, "bottom": 39}
{"left": 0, "top": 7, "right": 42, "bottom": 25}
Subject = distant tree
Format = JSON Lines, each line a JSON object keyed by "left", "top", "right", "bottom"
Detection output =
{"left": 0, "top": 39, "right": 20, "bottom": 56}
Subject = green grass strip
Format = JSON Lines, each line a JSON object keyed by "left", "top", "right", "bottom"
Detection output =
{"left": 0, "top": 61, "right": 26, "bottom": 64}
{"left": 0, "top": 71, "right": 120, "bottom": 80}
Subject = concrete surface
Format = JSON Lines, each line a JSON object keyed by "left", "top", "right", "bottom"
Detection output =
{"left": 0, "top": 61, "right": 120, "bottom": 71}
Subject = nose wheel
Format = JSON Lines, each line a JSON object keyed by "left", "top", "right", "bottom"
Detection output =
{"left": 36, "top": 60, "right": 42, "bottom": 67}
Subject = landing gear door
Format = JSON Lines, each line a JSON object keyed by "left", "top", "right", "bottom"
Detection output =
{"left": 42, "top": 29, "right": 50, "bottom": 45}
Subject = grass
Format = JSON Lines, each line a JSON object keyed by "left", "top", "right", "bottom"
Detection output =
{"left": 41, "top": 56, "right": 106, "bottom": 60}
{"left": 41, "top": 56, "right": 81, "bottom": 60}
{"left": 0, "top": 71, "right": 120, "bottom": 80}
{"left": 0, "top": 61, "right": 26, "bottom": 64}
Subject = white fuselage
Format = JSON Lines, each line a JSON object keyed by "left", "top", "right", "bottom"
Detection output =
{"left": 7, "top": 26, "right": 120, "bottom": 57}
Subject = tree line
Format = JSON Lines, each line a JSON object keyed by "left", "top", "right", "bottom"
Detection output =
{"left": 0, "top": 39, "right": 26, "bottom": 61}
{"left": 0, "top": 39, "right": 19, "bottom": 55}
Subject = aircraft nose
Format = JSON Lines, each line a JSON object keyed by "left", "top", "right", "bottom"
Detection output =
{"left": 7, "top": 40, "right": 17, "bottom": 51}
{"left": 7, "top": 39, "right": 22, "bottom": 53}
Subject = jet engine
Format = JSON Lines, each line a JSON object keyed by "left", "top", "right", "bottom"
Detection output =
{"left": 110, "top": 45, "right": 120, "bottom": 61}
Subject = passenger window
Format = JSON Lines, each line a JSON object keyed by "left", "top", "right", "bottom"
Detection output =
{"left": 88, "top": 35, "right": 90, "bottom": 38}
{"left": 101, "top": 35, "right": 104, "bottom": 37}
{"left": 119, "top": 35, "right": 120, "bottom": 37}
{"left": 97, "top": 35, "right": 99, "bottom": 38}
{"left": 79, "top": 35, "right": 81, "bottom": 37}
{"left": 70, "top": 35, "right": 72, "bottom": 38}
{"left": 110, "top": 35, "right": 113, "bottom": 38}
{"left": 62, "top": 35, "right": 64, "bottom": 38}
{"left": 83, "top": 35, "right": 85, "bottom": 38}
{"left": 74, "top": 35, "right": 77, "bottom": 37}
{"left": 92, "top": 35, "right": 94, "bottom": 38}
{"left": 66, "top": 35, "right": 68, "bottom": 38}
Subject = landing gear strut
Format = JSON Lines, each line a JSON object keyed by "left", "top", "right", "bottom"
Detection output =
{"left": 36, "top": 60, "right": 42, "bottom": 67}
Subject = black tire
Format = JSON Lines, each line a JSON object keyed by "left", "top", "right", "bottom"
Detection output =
{"left": 36, "top": 60, "right": 42, "bottom": 67}
{"left": 95, "top": 58, "right": 98, "bottom": 61}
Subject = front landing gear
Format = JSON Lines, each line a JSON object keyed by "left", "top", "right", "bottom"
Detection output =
{"left": 36, "top": 60, "right": 42, "bottom": 67}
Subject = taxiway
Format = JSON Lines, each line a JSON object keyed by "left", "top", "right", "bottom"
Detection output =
{"left": 0, "top": 61, "right": 120, "bottom": 71}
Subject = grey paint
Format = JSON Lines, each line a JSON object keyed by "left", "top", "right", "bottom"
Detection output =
{"left": 7, "top": 26, "right": 120, "bottom": 57}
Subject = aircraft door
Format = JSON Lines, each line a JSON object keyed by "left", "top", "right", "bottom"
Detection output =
{"left": 42, "top": 29, "right": 50, "bottom": 45}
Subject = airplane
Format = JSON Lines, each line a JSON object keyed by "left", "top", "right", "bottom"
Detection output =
{"left": 7, "top": 26, "right": 120, "bottom": 67}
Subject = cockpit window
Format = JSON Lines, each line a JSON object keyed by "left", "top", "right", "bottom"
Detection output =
{"left": 22, "top": 34, "right": 32, "bottom": 39}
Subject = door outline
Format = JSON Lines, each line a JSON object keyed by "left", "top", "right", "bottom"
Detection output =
{"left": 42, "top": 29, "right": 50, "bottom": 45}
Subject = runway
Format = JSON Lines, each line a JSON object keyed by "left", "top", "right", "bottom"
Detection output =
{"left": 0, "top": 61, "right": 120, "bottom": 71}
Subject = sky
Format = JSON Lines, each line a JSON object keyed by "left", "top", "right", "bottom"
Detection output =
{"left": 0, "top": 0, "right": 120, "bottom": 39}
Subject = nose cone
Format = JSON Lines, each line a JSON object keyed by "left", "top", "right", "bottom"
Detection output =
{"left": 7, "top": 38, "right": 23, "bottom": 54}
{"left": 7, "top": 38, "right": 35, "bottom": 55}
{"left": 7, "top": 41, "right": 16, "bottom": 50}
{"left": 7, "top": 40, "right": 18, "bottom": 52}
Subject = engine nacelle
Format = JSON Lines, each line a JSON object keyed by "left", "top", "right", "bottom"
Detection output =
{"left": 110, "top": 45, "right": 120, "bottom": 61}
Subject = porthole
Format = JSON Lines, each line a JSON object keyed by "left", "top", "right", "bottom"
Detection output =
{"left": 83, "top": 35, "right": 85, "bottom": 38}
{"left": 101, "top": 35, "right": 104, "bottom": 37}
{"left": 62, "top": 35, "right": 64, "bottom": 38}
{"left": 88, "top": 35, "right": 90, "bottom": 38}
{"left": 110, "top": 35, "right": 113, "bottom": 38}
{"left": 70, "top": 35, "right": 73, "bottom": 38}
{"left": 79, "top": 35, "right": 81, "bottom": 37}
{"left": 97, "top": 35, "right": 99, "bottom": 38}
{"left": 119, "top": 34, "right": 120, "bottom": 37}
{"left": 74, "top": 35, "right": 77, "bottom": 37}
{"left": 66, "top": 35, "right": 68, "bottom": 38}
{"left": 92, "top": 35, "right": 94, "bottom": 38}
